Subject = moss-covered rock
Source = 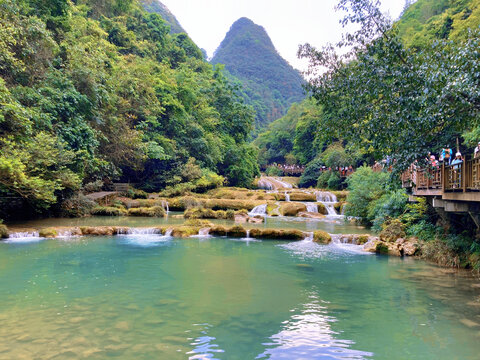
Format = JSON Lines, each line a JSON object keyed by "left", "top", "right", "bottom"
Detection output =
{"left": 80, "top": 226, "right": 117, "bottom": 236}
{"left": 280, "top": 202, "right": 307, "bottom": 216}
{"left": 376, "top": 242, "right": 389, "bottom": 254}
{"left": 128, "top": 206, "right": 165, "bottom": 217}
{"left": 228, "top": 225, "right": 247, "bottom": 238}
{"left": 210, "top": 225, "right": 228, "bottom": 236}
{"left": 91, "top": 206, "right": 128, "bottom": 216}
{"left": 184, "top": 207, "right": 234, "bottom": 220}
{"left": 0, "top": 224, "right": 8, "bottom": 239}
{"left": 288, "top": 192, "right": 316, "bottom": 202}
{"left": 249, "top": 228, "right": 304, "bottom": 240}
{"left": 39, "top": 228, "right": 58, "bottom": 238}
{"left": 317, "top": 202, "right": 327, "bottom": 215}
{"left": 313, "top": 230, "right": 332, "bottom": 244}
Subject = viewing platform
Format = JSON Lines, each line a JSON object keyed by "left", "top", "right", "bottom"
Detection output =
{"left": 402, "top": 158, "right": 480, "bottom": 225}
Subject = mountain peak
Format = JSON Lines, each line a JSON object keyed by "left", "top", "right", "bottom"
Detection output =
{"left": 211, "top": 18, "right": 304, "bottom": 129}
{"left": 141, "top": 0, "right": 186, "bottom": 34}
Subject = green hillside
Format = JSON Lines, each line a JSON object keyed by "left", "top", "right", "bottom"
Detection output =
{"left": 0, "top": 0, "right": 258, "bottom": 217}
{"left": 396, "top": 0, "right": 480, "bottom": 47}
{"left": 211, "top": 17, "right": 305, "bottom": 131}
{"left": 141, "top": 0, "right": 186, "bottom": 34}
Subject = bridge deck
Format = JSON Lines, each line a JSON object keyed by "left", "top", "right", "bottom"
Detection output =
{"left": 402, "top": 158, "right": 480, "bottom": 202}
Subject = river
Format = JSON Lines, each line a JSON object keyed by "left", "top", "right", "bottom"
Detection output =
{"left": 0, "top": 222, "right": 479, "bottom": 359}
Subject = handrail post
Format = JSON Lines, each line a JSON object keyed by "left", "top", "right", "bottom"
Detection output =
{"left": 462, "top": 160, "right": 467, "bottom": 192}
{"left": 442, "top": 163, "right": 445, "bottom": 193}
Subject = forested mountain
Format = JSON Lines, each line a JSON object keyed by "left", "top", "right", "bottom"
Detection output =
{"left": 141, "top": 0, "right": 186, "bottom": 34}
{"left": 0, "top": 0, "right": 259, "bottom": 218}
{"left": 211, "top": 17, "right": 305, "bottom": 130}
{"left": 396, "top": 0, "right": 480, "bottom": 47}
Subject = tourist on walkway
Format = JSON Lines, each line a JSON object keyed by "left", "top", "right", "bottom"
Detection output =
{"left": 451, "top": 152, "right": 463, "bottom": 188}
{"left": 474, "top": 142, "right": 480, "bottom": 158}
{"left": 441, "top": 147, "right": 452, "bottom": 165}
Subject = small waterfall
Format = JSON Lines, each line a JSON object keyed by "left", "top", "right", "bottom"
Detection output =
{"left": 315, "top": 191, "right": 341, "bottom": 217}
{"left": 9, "top": 231, "right": 40, "bottom": 238}
{"left": 246, "top": 229, "right": 251, "bottom": 239}
{"left": 304, "top": 232, "right": 314, "bottom": 242}
{"left": 249, "top": 204, "right": 268, "bottom": 216}
{"left": 284, "top": 192, "right": 291, "bottom": 202}
{"left": 6, "top": 231, "right": 42, "bottom": 243}
{"left": 305, "top": 203, "right": 318, "bottom": 213}
{"left": 164, "top": 228, "right": 173, "bottom": 237}
{"left": 123, "top": 228, "right": 163, "bottom": 235}
{"left": 161, "top": 200, "right": 169, "bottom": 214}
{"left": 258, "top": 179, "right": 274, "bottom": 190}
{"left": 199, "top": 228, "right": 210, "bottom": 236}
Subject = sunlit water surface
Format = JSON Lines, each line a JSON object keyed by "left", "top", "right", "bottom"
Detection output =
{"left": 1, "top": 235, "right": 480, "bottom": 359}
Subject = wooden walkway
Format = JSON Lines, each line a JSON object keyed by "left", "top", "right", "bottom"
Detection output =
{"left": 402, "top": 158, "right": 480, "bottom": 202}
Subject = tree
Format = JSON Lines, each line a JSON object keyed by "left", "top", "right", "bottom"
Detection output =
{"left": 298, "top": 0, "right": 480, "bottom": 171}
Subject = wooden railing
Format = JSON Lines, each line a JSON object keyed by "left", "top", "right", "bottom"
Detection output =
{"left": 403, "top": 158, "right": 480, "bottom": 194}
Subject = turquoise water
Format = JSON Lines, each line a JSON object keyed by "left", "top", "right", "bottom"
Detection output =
{"left": 0, "top": 235, "right": 479, "bottom": 359}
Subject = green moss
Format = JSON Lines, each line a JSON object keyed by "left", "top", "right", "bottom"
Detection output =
{"left": 39, "top": 228, "right": 58, "bottom": 238}
{"left": 91, "top": 206, "right": 127, "bottom": 216}
{"left": 357, "top": 235, "right": 370, "bottom": 245}
{"left": 250, "top": 228, "right": 304, "bottom": 240}
{"left": 228, "top": 225, "right": 247, "bottom": 238}
{"left": 0, "top": 224, "right": 9, "bottom": 238}
{"left": 280, "top": 202, "right": 307, "bottom": 216}
{"left": 128, "top": 206, "right": 165, "bottom": 217}
{"left": 313, "top": 230, "right": 332, "bottom": 244}
{"left": 376, "top": 242, "right": 389, "bottom": 254}
{"left": 317, "top": 202, "right": 327, "bottom": 215}
{"left": 184, "top": 207, "right": 234, "bottom": 220}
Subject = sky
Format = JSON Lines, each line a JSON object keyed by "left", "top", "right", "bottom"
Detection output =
{"left": 159, "top": 0, "right": 406, "bottom": 72}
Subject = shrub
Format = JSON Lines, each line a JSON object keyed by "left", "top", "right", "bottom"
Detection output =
{"left": 61, "top": 194, "right": 96, "bottom": 217}
{"left": 406, "top": 220, "right": 440, "bottom": 241}
{"left": 316, "top": 171, "right": 331, "bottom": 189}
{"left": 183, "top": 219, "right": 213, "bottom": 228}
{"left": 327, "top": 171, "right": 341, "bottom": 190}
{"left": 39, "top": 228, "right": 58, "bottom": 238}
{"left": 91, "top": 206, "right": 127, "bottom": 216}
{"left": 128, "top": 188, "right": 148, "bottom": 199}
{"left": 265, "top": 166, "right": 283, "bottom": 176}
{"left": 371, "top": 189, "right": 409, "bottom": 231}
{"left": 313, "top": 230, "right": 332, "bottom": 244}
{"left": 299, "top": 157, "right": 323, "bottom": 188}
{"left": 379, "top": 219, "right": 406, "bottom": 243}
{"left": 128, "top": 206, "right": 165, "bottom": 217}
{"left": 82, "top": 180, "right": 104, "bottom": 193}
{"left": 345, "top": 166, "right": 390, "bottom": 225}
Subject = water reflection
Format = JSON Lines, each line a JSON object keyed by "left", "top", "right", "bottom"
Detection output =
{"left": 258, "top": 291, "right": 373, "bottom": 359}
{"left": 187, "top": 323, "right": 225, "bottom": 359}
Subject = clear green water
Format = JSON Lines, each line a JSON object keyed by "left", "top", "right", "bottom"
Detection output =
{"left": 7, "top": 213, "right": 372, "bottom": 234}
{"left": 1, "top": 235, "right": 479, "bottom": 359}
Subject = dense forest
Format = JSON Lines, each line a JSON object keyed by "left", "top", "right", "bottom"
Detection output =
{"left": 0, "top": 0, "right": 259, "bottom": 219}
{"left": 141, "top": 0, "right": 186, "bottom": 34}
{"left": 211, "top": 17, "right": 305, "bottom": 131}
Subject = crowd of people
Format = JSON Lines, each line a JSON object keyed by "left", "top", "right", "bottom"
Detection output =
{"left": 426, "top": 143, "right": 480, "bottom": 168}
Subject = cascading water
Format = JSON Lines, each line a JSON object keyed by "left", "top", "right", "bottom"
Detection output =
{"left": 249, "top": 204, "right": 268, "bottom": 216}
{"left": 191, "top": 228, "right": 211, "bottom": 238}
{"left": 161, "top": 200, "right": 169, "bottom": 214}
{"left": 6, "top": 231, "right": 42, "bottom": 243}
{"left": 122, "top": 228, "right": 163, "bottom": 235}
{"left": 305, "top": 203, "right": 318, "bottom": 213}
{"left": 285, "top": 192, "right": 291, "bottom": 202}
{"left": 258, "top": 179, "right": 274, "bottom": 190}
{"left": 315, "top": 191, "right": 341, "bottom": 217}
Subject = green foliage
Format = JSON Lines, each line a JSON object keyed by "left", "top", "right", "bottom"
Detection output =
{"left": 396, "top": 0, "right": 480, "bottom": 48}
{"left": 379, "top": 219, "right": 406, "bottom": 243}
{"left": 0, "top": 0, "right": 257, "bottom": 216}
{"left": 91, "top": 206, "right": 127, "bottom": 216}
{"left": 299, "top": 158, "right": 323, "bottom": 188}
{"left": 0, "top": 222, "right": 8, "bottom": 238}
{"left": 370, "top": 189, "right": 409, "bottom": 231}
{"left": 299, "top": 0, "right": 480, "bottom": 171}
{"left": 344, "top": 166, "right": 390, "bottom": 225}
{"left": 128, "top": 206, "right": 165, "bottom": 217}
{"left": 265, "top": 166, "right": 283, "bottom": 177}
{"left": 211, "top": 17, "right": 305, "bottom": 130}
